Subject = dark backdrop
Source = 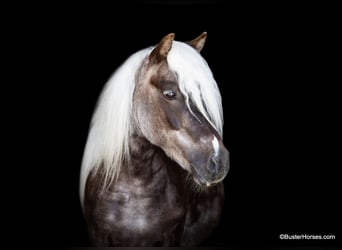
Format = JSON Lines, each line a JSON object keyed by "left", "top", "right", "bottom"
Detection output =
{"left": 6, "top": 1, "right": 340, "bottom": 248}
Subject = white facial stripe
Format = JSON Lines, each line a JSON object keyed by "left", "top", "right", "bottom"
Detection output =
{"left": 212, "top": 136, "right": 219, "bottom": 157}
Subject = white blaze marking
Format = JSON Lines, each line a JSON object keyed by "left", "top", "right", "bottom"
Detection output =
{"left": 212, "top": 136, "right": 219, "bottom": 157}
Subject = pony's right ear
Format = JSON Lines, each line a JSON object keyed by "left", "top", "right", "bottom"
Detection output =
{"left": 187, "top": 32, "right": 207, "bottom": 52}
{"left": 149, "top": 33, "right": 175, "bottom": 65}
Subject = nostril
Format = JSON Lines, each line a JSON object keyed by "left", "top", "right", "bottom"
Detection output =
{"left": 207, "top": 157, "right": 219, "bottom": 175}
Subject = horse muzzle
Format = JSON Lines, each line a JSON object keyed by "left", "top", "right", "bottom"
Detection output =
{"left": 191, "top": 148, "right": 229, "bottom": 187}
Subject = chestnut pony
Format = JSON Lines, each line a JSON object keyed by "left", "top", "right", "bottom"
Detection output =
{"left": 80, "top": 32, "right": 229, "bottom": 246}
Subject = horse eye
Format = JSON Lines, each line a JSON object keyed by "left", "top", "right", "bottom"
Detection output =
{"left": 163, "top": 90, "right": 177, "bottom": 100}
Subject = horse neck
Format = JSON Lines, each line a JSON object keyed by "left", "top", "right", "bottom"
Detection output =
{"left": 128, "top": 134, "right": 163, "bottom": 177}
{"left": 125, "top": 134, "right": 187, "bottom": 193}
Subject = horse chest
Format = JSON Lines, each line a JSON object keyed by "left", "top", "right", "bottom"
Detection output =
{"left": 182, "top": 183, "right": 225, "bottom": 245}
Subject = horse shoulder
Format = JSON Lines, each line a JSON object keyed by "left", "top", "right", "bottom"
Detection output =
{"left": 83, "top": 162, "right": 188, "bottom": 246}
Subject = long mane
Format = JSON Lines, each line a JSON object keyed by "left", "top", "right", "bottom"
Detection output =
{"left": 79, "top": 48, "right": 152, "bottom": 205}
{"left": 80, "top": 41, "right": 223, "bottom": 205}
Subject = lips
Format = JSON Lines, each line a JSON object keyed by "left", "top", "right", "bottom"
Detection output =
{"left": 190, "top": 166, "right": 214, "bottom": 187}
{"left": 193, "top": 174, "right": 210, "bottom": 187}
{"left": 190, "top": 165, "right": 228, "bottom": 187}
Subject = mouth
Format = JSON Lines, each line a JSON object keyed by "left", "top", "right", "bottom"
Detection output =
{"left": 192, "top": 174, "right": 212, "bottom": 187}
{"left": 190, "top": 166, "right": 227, "bottom": 187}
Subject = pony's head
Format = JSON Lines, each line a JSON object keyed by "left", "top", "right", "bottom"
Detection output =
{"left": 80, "top": 33, "right": 230, "bottom": 204}
{"left": 133, "top": 33, "right": 229, "bottom": 187}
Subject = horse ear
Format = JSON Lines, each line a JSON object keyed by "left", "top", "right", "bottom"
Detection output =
{"left": 187, "top": 32, "right": 207, "bottom": 52}
{"left": 149, "top": 33, "right": 175, "bottom": 65}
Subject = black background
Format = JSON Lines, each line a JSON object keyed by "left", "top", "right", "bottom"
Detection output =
{"left": 5, "top": 1, "right": 340, "bottom": 248}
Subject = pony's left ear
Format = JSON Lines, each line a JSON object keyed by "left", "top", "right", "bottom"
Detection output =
{"left": 187, "top": 32, "right": 207, "bottom": 52}
{"left": 149, "top": 33, "right": 175, "bottom": 65}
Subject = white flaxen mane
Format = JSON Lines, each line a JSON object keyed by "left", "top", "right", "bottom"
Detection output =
{"left": 80, "top": 41, "right": 223, "bottom": 205}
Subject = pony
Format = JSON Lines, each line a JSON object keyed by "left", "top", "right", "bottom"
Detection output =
{"left": 79, "top": 32, "right": 230, "bottom": 246}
